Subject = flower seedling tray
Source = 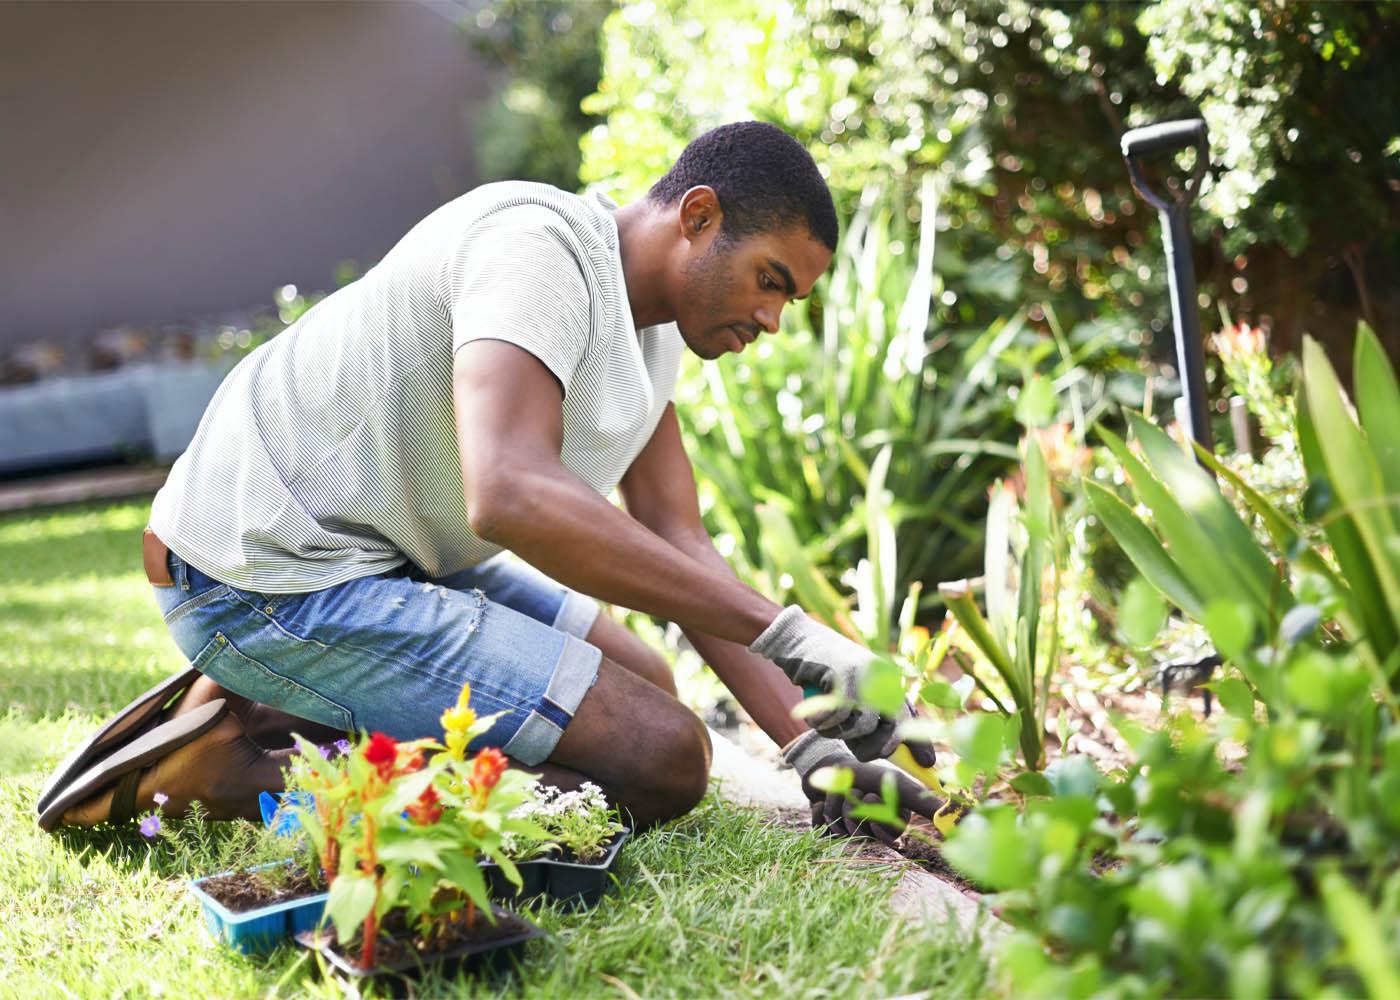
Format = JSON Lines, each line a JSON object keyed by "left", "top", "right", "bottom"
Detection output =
{"left": 482, "top": 828, "right": 631, "bottom": 908}
{"left": 187, "top": 861, "right": 329, "bottom": 955}
{"left": 295, "top": 904, "right": 543, "bottom": 982}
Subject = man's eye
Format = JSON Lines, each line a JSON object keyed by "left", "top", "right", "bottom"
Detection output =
{"left": 761, "top": 274, "right": 776, "bottom": 290}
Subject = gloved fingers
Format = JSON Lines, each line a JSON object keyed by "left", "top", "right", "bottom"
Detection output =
{"left": 891, "top": 778, "right": 946, "bottom": 820}
{"left": 842, "top": 719, "right": 899, "bottom": 761}
{"left": 838, "top": 793, "right": 900, "bottom": 844}
{"left": 823, "top": 708, "right": 881, "bottom": 742}
{"left": 903, "top": 735, "right": 938, "bottom": 768}
{"left": 803, "top": 703, "right": 855, "bottom": 733}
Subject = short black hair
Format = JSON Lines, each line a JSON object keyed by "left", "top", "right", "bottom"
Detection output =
{"left": 647, "top": 121, "right": 838, "bottom": 252}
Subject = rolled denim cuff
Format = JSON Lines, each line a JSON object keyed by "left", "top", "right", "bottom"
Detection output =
{"left": 551, "top": 590, "right": 600, "bottom": 639}
{"left": 748, "top": 604, "right": 807, "bottom": 656}
{"left": 501, "top": 633, "right": 602, "bottom": 766}
{"left": 780, "top": 729, "right": 853, "bottom": 779}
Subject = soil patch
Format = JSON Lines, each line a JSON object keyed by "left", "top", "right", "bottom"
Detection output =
{"left": 323, "top": 907, "right": 536, "bottom": 972}
{"left": 199, "top": 866, "right": 323, "bottom": 913}
{"left": 889, "top": 830, "right": 986, "bottom": 897}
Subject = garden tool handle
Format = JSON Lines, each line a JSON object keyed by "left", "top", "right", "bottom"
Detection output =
{"left": 1121, "top": 118, "right": 1209, "bottom": 211}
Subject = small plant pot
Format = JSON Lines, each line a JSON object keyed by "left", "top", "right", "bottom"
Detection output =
{"left": 542, "top": 828, "right": 631, "bottom": 908}
{"left": 480, "top": 858, "right": 548, "bottom": 902}
{"left": 295, "top": 904, "right": 543, "bottom": 982}
{"left": 187, "top": 862, "right": 329, "bottom": 955}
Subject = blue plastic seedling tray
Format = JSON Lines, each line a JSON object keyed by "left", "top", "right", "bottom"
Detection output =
{"left": 188, "top": 861, "right": 329, "bottom": 955}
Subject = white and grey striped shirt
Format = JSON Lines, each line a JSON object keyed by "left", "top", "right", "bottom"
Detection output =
{"left": 151, "top": 182, "right": 684, "bottom": 593}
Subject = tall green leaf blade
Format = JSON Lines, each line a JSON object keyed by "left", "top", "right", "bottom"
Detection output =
{"left": 1084, "top": 482, "right": 1205, "bottom": 620}
{"left": 1098, "top": 425, "right": 1264, "bottom": 619}
{"left": 1301, "top": 337, "right": 1400, "bottom": 636}
{"left": 864, "top": 444, "right": 896, "bottom": 651}
{"left": 1017, "top": 437, "right": 1051, "bottom": 701}
{"left": 1191, "top": 443, "right": 1347, "bottom": 593}
{"left": 1297, "top": 352, "right": 1400, "bottom": 663}
{"left": 1352, "top": 323, "right": 1400, "bottom": 503}
{"left": 1127, "top": 412, "right": 1280, "bottom": 615}
{"left": 984, "top": 481, "right": 1015, "bottom": 649}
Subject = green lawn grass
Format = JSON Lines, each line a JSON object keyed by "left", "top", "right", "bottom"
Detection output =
{"left": 1, "top": 499, "right": 988, "bottom": 998}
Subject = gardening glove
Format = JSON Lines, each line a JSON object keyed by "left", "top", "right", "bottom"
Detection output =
{"left": 783, "top": 730, "right": 945, "bottom": 845}
{"left": 750, "top": 605, "right": 936, "bottom": 765}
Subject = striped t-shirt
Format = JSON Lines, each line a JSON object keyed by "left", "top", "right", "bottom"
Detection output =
{"left": 150, "top": 182, "right": 685, "bottom": 593}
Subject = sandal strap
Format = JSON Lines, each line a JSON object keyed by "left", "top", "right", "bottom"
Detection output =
{"left": 108, "top": 769, "right": 145, "bottom": 826}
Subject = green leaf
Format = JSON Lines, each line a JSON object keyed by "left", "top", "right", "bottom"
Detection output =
{"left": 1192, "top": 443, "right": 1346, "bottom": 592}
{"left": 951, "top": 713, "right": 1005, "bottom": 773}
{"left": 858, "top": 656, "right": 906, "bottom": 716}
{"left": 1210, "top": 676, "right": 1255, "bottom": 719}
{"left": 1302, "top": 337, "right": 1400, "bottom": 640}
{"left": 1044, "top": 755, "right": 1100, "bottom": 798}
{"left": 984, "top": 481, "right": 1016, "bottom": 648}
{"left": 809, "top": 765, "right": 854, "bottom": 796}
{"left": 943, "top": 806, "right": 1036, "bottom": 890}
{"left": 919, "top": 678, "right": 965, "bottom": 710}
{"left": 1126, "top": 412, "right": 1280, "bottom": 615}
{"left": 1319, "top": 868, "right": 1400, "bottom": 1000}
{"left": 1203, "top": 600, "right": 1256, "bottom": 661}
{"left": 377, "top": 839, "right": 447, "bottom": 868}
{"left": 1009, "top": 771, "right": 1054, "bottom": 797}
{"left": 326, "top": 871, "right": 377, "bottom": 946}
{"left": 1016, "top": 374, "right": 1058, "bottom": 428}
{"left": 1084, "top": 482, "right": 1204, "bottom": 620}
{"left": 1352, "top": 323, "right": 1400, "bottom": 504}
{"left": 1296, "top": 386, "right": 1399, "bottom": 663}
{"left": 1119, "top": 576, "right": 1167, "bottom": 647}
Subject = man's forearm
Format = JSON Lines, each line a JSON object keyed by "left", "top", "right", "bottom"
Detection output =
{"left": 666, "top": 534, "right": 809, "bottom": 748}
{"left": 682, "top": 628, "right": 807, "bottom": 748}
{"left": 473, "top": 463, "right": 781, "bottom": 646}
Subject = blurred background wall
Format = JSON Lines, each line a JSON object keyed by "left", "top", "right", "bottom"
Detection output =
{"left": 0, "top": 0, "right": 494, "bottom": 355}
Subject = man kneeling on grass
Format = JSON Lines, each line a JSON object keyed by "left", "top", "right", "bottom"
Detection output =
{"left": 37, "top": 122, "right": 942, "bottom": 841}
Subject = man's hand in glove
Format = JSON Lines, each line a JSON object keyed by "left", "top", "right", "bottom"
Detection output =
{"left": 782, "top": 730, "right": 944, "bottom": 843}
{"left": 750, "top": 605, "right": 936, "bottom": 765}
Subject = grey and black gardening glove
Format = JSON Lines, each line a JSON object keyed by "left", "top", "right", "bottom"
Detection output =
{"left": 783, "top": 730, "right": 945, "bottom": 844}
{"left": 750, "top": 605, "right": 936, "bottom": 765}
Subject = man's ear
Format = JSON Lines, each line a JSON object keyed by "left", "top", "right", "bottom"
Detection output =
{"left": 678, "top": 186, "right": 722, "bottom": 243}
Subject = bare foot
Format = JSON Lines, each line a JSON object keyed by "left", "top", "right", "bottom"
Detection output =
{"left": 60, "top": 713, "right": 283, "bottom": 826}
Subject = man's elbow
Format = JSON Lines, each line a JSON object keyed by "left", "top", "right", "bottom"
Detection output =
{"left": 465, "top": 477, "right": 528, "bottom": 544}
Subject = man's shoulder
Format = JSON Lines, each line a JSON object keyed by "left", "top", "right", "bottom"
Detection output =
{"left": 442, "top": 181, "right": 614, "bottom": 246}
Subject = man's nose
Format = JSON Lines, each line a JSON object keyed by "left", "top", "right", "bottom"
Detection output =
{"left": 754, "top": 307, "right": 780, "bottom": 334}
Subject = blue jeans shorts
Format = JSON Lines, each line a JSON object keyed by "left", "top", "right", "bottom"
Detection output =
{"left": 151, "top": 553, "right": 602, "bottom": 765}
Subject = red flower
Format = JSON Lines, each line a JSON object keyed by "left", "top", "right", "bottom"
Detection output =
{"left": 469, "top": 747, "right": 508, "bottom": 793}
{"left": 363, "top": 731, "right": 399, "bottom": 781}
{"left": 405, "top": 785, "right": 443, "bottom": 825}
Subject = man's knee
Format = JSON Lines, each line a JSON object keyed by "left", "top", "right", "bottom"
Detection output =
{"left": 645, "top": 706, "right": 711, "bottom": 823}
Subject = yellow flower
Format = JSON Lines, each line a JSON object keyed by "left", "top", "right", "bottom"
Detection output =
{"left": 440, "top": 683, "right": 477, "bottom": 760}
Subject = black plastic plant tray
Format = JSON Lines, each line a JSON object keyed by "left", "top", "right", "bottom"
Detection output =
{"left": 294, "top": 904, "right": 543, "bottom": 982}
{"left": 481, "top": 828, "right": 631, "bottom": 908}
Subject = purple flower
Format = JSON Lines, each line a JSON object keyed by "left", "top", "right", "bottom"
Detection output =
{"left": 317, "top": 744, "right": 332, "bottom": 759}
{"left": 139, "top": 814, "right": 162, "bottom": 839}
{"left": 334, "top": 739, "right": 352, "bottom": 756}
{"left": 152, "top": 791, "right": 169, "bottom": 807}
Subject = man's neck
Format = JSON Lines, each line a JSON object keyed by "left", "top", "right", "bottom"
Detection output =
{"left": 612, "top": 200, "right": 675, "bottom": 331}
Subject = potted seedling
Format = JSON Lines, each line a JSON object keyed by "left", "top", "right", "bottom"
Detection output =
{"left": 485, "top": 782, "right": 630, "bottom": 907}
{"left": 175, "top": 785, "right": 337, "bottom": 954}
{"left": 290, "top": 684, "right": 548, "bottom": 980}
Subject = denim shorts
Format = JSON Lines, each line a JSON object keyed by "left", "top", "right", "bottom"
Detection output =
{"left": 150, "top": 552, "right": 602, "bottom": 765}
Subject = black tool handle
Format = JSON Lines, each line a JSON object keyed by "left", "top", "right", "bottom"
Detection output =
{"left": 1121, "top": 119, "right": 1207, "bottom": 158}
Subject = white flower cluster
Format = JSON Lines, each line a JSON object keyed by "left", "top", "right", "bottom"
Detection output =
{"left": 502, "top": 781, "right": 622, "bottom": 862}
{"left": 511, "top": 781, "right": 609, "bottom": 821}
